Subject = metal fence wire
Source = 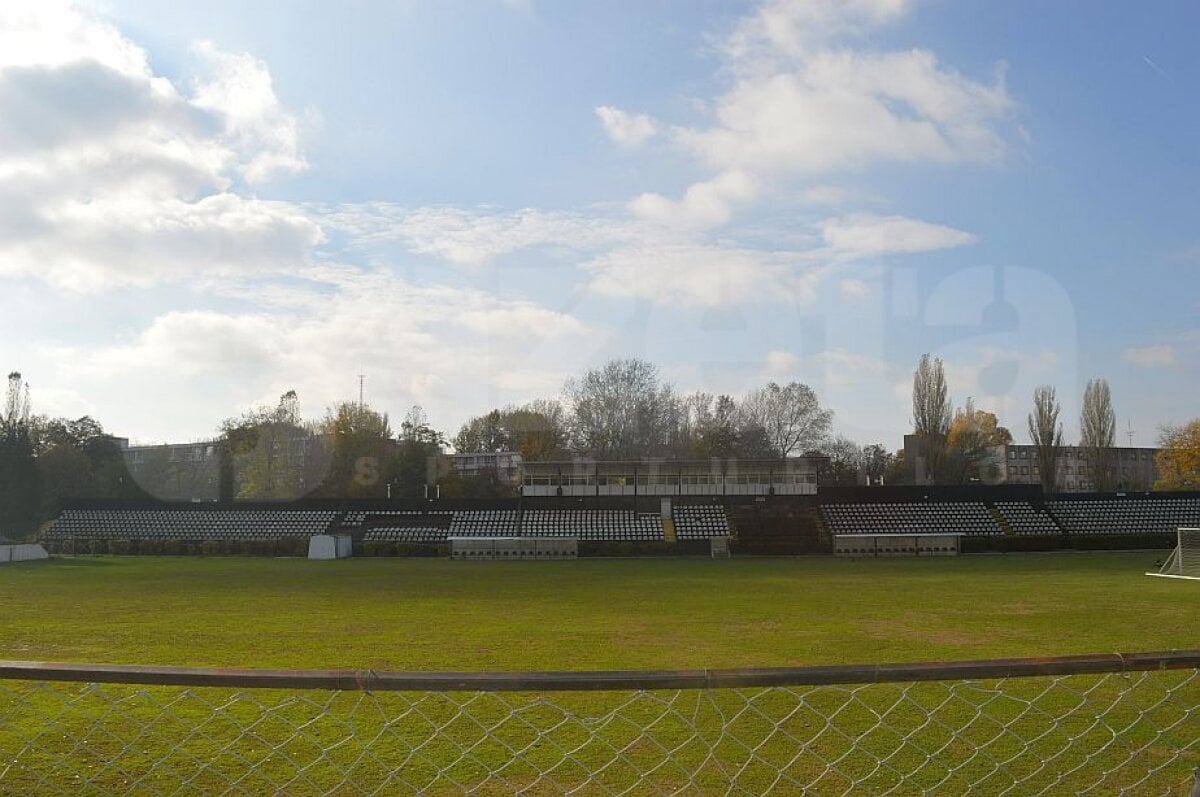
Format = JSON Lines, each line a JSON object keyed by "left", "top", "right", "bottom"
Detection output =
{"left": 1, "top": 652, "right": 1198, "bottom": 795}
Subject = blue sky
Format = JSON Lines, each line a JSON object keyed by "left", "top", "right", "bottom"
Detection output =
{"left": 1, "top": 0, "right": 1197, "bottom": 448}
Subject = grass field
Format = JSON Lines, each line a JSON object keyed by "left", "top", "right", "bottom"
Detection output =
{"left": 1, "top": 552, "right": 1197, "bottom": 794}
{"left": 0, "top": 551, "right": 1196, "bottom": 670}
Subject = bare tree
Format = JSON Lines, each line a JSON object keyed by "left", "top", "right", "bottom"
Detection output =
{"left": 564, "top": 359, "right": 677, "bottom": 459}
{"left": 1028, "top": 385, "right": 1063, "bottom": 492}
{"left": 911, "top": 354, "right": 952, "bottom": 483}
{"left": 1, "top": 371, "right": 30, "bottom": 437}
{"left": 738, "top": 381, "right": 832, "bottom": 457}
{"left": 821, "top": 435, "right": 862, "bottom": 485}
{"left": 1079, "top": 378, "right": 1115, "bottom": 491}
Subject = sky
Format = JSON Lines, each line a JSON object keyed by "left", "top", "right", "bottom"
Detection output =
{"left": 1, "top": 0, "right": 1198, "bottom": 449}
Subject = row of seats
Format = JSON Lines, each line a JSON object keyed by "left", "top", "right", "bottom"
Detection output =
{"left": 47, "top": 510, "right": 337, "bottom": 539}
{"left": 49, "top": 508, "right": 668, "bottom": 543}
{"left": 1046, "top": 498, "right": 1200, "bottom": 535}
{"left": 994, "top": 502, "right": 1061, "bottom": 535}
{"left": 821, "top": 502, "right": 1002, "bottom": 536}
{"left": 673, "top": 505, "right": 731, "bottom": 539}
{"left": 344, "top": 511, "right": 454, "bottom": 531}
{"left": 520, "top": 510, "right": 664, "bottom": 541}
{"left": 55, "top": 499, "right": 1197, "bottom": 544}
{"left": 364, "top": 527, "right": 447, "bottom": 543}
{"left": 449, "top": 510, "right": 519, "bottom": 536}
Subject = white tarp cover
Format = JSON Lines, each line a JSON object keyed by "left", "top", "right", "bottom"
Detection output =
{"left": 308, "top": 535, "right": 352, "bottom": 560}
{"left": 0, "top": 544, "right": 49, "bottom": 563}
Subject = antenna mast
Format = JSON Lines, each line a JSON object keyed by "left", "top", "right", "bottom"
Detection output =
{"left": 358, "top": 373, "right": 365, "bottom": 410}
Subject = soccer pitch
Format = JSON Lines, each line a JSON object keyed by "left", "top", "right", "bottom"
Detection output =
{"left": 1, "top": 553, "right": 1197, "bottom": 794}
{"left": 1, "top": 552, "right": 1196, "bottom": 669}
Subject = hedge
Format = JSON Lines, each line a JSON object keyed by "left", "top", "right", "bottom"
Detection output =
{"left": 42, "top": 537, "right": 309, "bottom": 557}
{"left": 962, "top": 533, "right": 1175, "bottom": 554}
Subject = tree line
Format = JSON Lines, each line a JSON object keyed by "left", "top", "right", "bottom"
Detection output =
{"left": 3, "top": 354, "right": 1198, "bottom": 539}
{"left": 908, "top": 355, "right": 1198, "bottom": 491}
{"left": 0, "top": 373, "right": 147, "bottom": 539}
{"left": 453, "top": 359, "right": 837, "bottom": 461}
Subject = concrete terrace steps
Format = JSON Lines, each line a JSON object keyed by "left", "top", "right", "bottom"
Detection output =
{"left": 728, "top": 502, "right": 825, "bottom": 556}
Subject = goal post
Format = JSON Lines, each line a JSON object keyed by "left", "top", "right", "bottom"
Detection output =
{"left": 1147, "top": 528, "right": 1200, "bottom": 580}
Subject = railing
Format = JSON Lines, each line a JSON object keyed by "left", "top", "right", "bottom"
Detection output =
{"left": 2, "top": 651, "right": 1198, "bottom": 794}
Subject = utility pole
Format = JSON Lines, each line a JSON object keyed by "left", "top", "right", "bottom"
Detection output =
{"left": 358, "top": 373, "right": 365, "bottom": 410}
{"left": 1126, "top": 418, "right": 1135, "bottom": 448}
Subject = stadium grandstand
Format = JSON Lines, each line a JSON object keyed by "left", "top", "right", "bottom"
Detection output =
{"left": 39, "top": 475, "right": 1200, "bottom": 557}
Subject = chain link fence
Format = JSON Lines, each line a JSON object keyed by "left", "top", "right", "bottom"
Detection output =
{"left": 1, "top": 652, "right": 1198, "bottom": 795}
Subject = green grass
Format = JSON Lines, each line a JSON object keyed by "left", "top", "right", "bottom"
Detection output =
{"left": 1, "top": 552, "right": 1197, "bottom": 794}
{"left": 0, "top": 552, "right": 1195, "bottom": 669}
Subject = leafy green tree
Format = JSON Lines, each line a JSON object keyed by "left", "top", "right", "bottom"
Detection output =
{"left": 220, "top": 391, "right": 315, "bottom": 499}
{"left": 33, "top": 416, "right": 142, "bottom": 514}
{"left": 861, "top": 444, "right": 896, "bottom": 485}
{"left": 312, "top": 400, "right": 393, "bottom": 498}
{"left": 453, "top": 401, "right": 569, "bottom": 461}
{"left": 386, "top": 406, "right": 447, "bottom": 498}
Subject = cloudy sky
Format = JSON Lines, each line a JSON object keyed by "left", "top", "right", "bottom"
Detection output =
{"left": 2, "top": 0, "right": 1198, "bottom": 448}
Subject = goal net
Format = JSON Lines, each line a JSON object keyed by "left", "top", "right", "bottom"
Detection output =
{"left": 1147, "top": 528, "right": 1200, "bottom": 580}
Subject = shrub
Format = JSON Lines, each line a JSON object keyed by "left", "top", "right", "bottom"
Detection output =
{"left": 961, "top": 533, "right": 1175, "bottom": 554}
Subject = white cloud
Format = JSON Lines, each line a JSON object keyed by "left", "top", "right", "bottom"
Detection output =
{"left": 0, "top": 3, "right": 311, "bottom": 290}
{"left": 0, "top": 1, "right": 149, "bottom": 74}
{"left": 582, "top": 240, "right": 824, "bottom": 307}
{"left": 1123, "top": 344, "right": 1177, "bottom": 368}
{"left": 490, "top": 368, "right": 568, "bottom": 392}
{"left": 595, "top": 105, "right": 658, "bottom": 147}
{"left": 623, "top": 0, "right": 1012, "bottom": 228}
{"left": 817, "top": 213, "right": 979, "bottom": 259}
{"left": 764, "top": 350, "right": 800, "bottom": 378}
{"left": 0, "top": 193, "right": 322, "bottom": 289}
{"left": 60, "top": 268, "right": 595, "bottom": 436}
{"left": 809, "top": 348, "right": 892, "bottom": 387}
{"left": 839, "top": 278, "right": 869, "bottom": 298}
{"left": 320, "top": 202, "right": 978, "bottom": 308}
{"left": 88, "top": 311, "right": 283, "bottom": 376}
{"left": 629, "top": 170, "right": 760, "bottom": 228}
{"left": 797, "top": 184, "right": 867, "bottom": 206}
{"left": 678, "top": 50, "right": 1010, "bottom": 180}
{"left": 190, "top": 41, "right": 309, "bottom": 183}
{"left": 725, "top": 0, "right": 911, "bottom": 64}
{"left": 318, "top": 204, "right": 638, "bottom": 267}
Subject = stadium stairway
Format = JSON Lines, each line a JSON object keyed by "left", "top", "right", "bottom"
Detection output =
{"left": 728, "top": 501, "right": 826, "bottom": 555}
{"left": 989, "top": 505, "right": 1013, "bottom": 535}
{"left": 662, "top": 518, "right": 677, "bottom": 543}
